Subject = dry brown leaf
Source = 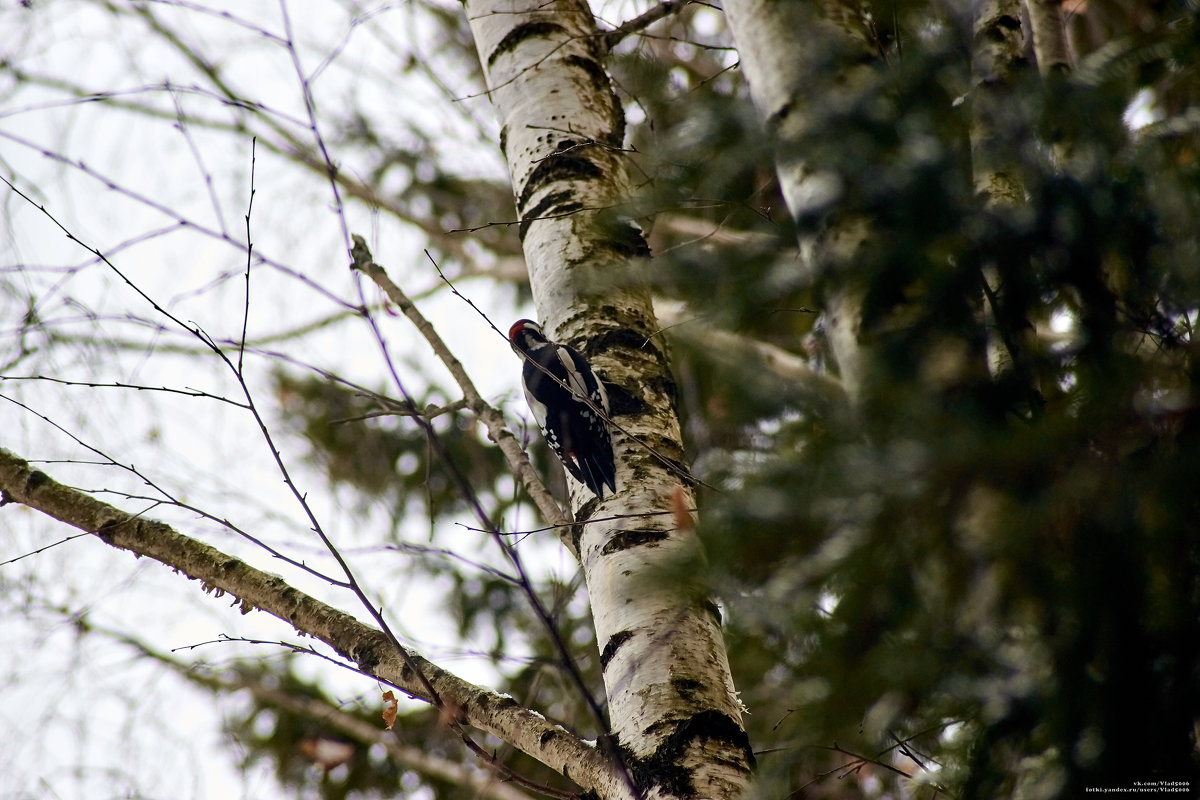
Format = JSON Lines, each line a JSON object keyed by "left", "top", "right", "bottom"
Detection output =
{"left": 381, "top": 689, "right": 398, "bottom": 730}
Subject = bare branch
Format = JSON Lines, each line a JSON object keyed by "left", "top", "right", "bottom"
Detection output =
{"left": 332, "top": 397, "right": 470, "bottom": 424}
{"left": 4, "top": 165, "right": 488, "bottom": 748}
{"left": 0, "top": 131, "right": 356, "bottom": 311}
{"left": 139, "top": 630, "right": 547, "bottom": 800}
{"left": 600, "top": 1, "right": 695, "bottom": 52}
{"left": 653, "top": 304, "right": 849, "bottom": 422}
{"left": 351, "top": 237, "right": 624, "bottom": 760}
{"left": 0, "top": 446, "right": 620, "bottom": 796}
{"left": 5, "top": 13, "right": 521, "bottom": 278}
{"left": 348, "top": 235, "right": 573, "bottom": 548}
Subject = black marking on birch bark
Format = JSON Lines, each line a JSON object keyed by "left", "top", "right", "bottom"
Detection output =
{"left": 703, "top": 597, "right": 722, "bottom": 625}
{"left": 591, "top": 327, "right": 666, "bottom": 364}
{"left": 608, "top": 221, "right": 651, "bottom": 259}
{"left": 626, "top": 450, "right": 693, "bottom": 486}
{"left": 97, "top": 516, "right": 127, "bottom": 544}
{"left": 573, "top": 495, "right": 604, "bottom": 525}
{"left": 569, "top": 521, "right": 585, "bottom": 557}
{"left": 498, "top": 125, "right": 508, "bottom": 158}
{"left": 611, "top": 95, "right": 627, "bottom": 148}
{"left": 24, "top": 469, "right": 49, "bottom": 495}
{"left": 768, "top": 99, "right": 794, "bottom": 133}
{"left": 649, "top": 373, "right": 679, "bottom": 406}
{"left": 476, "top": 693, "right": 518, "bottom": 712}
{"left": 279, "top": 585, "right": 302, "bottom": 621}
{"left": 601, "top": 380, "right": 647, "bottom": 417}
{"left": 585, "top": 214, "right": 650, "bottom": 260}
{"left": 634, "top": 709, "right": 755, "bottom": 793}
{"left": 486, "top": 21, "right": 567, "bottom": 68}
{"left": 601, "top": 528, "right": 668, "bottom": 556}
{"left": 539, "top": 729, "right": 559, "bottom": 748}
{"left": 976, "top": 13, "right": 1026, "bottom": 73}
{"left": 620, "top": 741, "right": 692, "bottom": 797}
{"left": 518, "top": 191, "right": 582, "bottom": 241}
{"left": 563, "top": 54, "right": 610, "bottom": 99}
{"left": 599, "top": 629, "right": 634, "bottom": 669}
{"left": 517, "top": 150, "right": 602, "bottom": 213}
{"left": 982, "top": 13, "right": 1022, "bottom": 39}
{"left": 631, "top": 433, "right": 685, "bottom": 462}
{"left": 669, "top": 710, "right": 755, "bottom": 771}
{"left": 672, "top": 677, "right": 703, "bottom": 703}
{"left": 561, "top": 54, "right": 625, "bottom": 148}
{"left": 569, "top": 235, "right": 647, "bottom": 274}
{"left": 355, "top": 646, "right": 380, "bottom": 675}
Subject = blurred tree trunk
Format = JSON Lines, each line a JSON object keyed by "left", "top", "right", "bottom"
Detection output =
{"left": 720, "top": 0, "right": 877, "bottom": 403}
{"left": 971, "top": 0, "right": 1028, "bottom": 210}
{"left": 463, "top": 1, "right": 753, "bottom": 797}
{"left": 1026, "top": 0, "right": 1073, "bottom": 74}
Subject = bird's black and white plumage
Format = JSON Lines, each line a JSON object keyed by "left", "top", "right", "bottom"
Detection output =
{"left": 509, "top": 319, "right": 617, "bottom": 499}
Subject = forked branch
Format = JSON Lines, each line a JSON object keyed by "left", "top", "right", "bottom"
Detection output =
{"left": 348, "top": 235, "right": 575, "bottom": 550}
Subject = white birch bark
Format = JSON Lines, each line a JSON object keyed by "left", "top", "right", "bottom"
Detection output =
{"left": 969, "top": 2, "right": 1058, "bottom": 411}
{"left": 464, "top": 1, "right": 752, "bottom": 797}
{"left": 971, "top": 0, "right": 1028, "bottom": 209}
{"left": 1024, "top": 0, "right": 1074, "bottom": 75}
{"left": 720, "top": 0, "right": 875, "bottom": 404}
{"left": 1023, "top": 0, "right": 1076, "bottom": 167}
{"left": 972, "top": 0, "right": 1024, "bottom": 374}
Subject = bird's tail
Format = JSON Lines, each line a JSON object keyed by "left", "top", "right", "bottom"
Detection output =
{"left": 576, "top": 452, "right": 617, "bottom": 499}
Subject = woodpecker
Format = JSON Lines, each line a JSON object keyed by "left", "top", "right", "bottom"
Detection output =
{"left": 509, "top": 319, "right": 617, "bottom": 499}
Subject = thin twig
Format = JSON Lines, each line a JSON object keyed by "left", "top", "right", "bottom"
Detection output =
{"left": 239, "top": 137, "right": 256, "bottom": 374}
{"left": 0, "top": 129, "right": 356, "bottom": 312}
{"left": 0, "top": 375, "right": 249, "bottom": 409}
{"left": 456, "top": 509, "right": 684, "bottom": 541}
{"left": 330, "top": 397, "right": 469, "bottom": 424}
{"left": 2, "top": 168, "right": 444, "bottom": 709}
{"left": 0, "top": 531, "right": 91, "bottom": 566}
{"left": 0, "top": 393, "right": 349, "bottom": 588}
{"left": 170, "top": 84, "right": 228, "bottom": 238}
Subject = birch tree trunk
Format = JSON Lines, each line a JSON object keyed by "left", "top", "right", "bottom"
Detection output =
{"left": 971, "top": 0, "right": 1028, "bottom": 210}
{"left": 1024, "top": 0, "right": 1076, "bottom": 167}
{"left": 1025, "top": 0, "right": 1074, "bottom": 75}
{"left": 719, "top": 0, "right": 877, "bottom": 404}
{"left": 969, "top": 0, "right": 1051, "bottom": 408}
{"left": 463, "top": 1, "right": 753, "bottom": 797}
